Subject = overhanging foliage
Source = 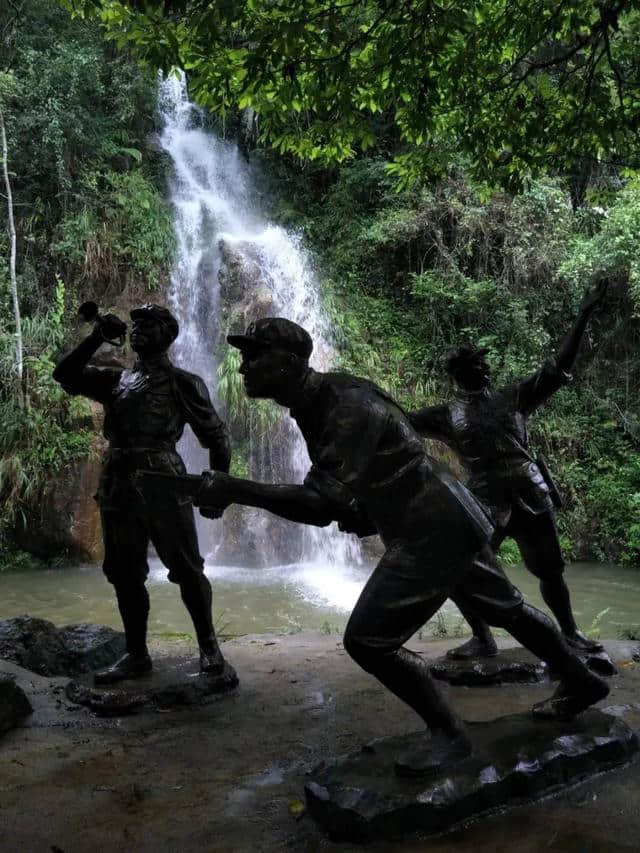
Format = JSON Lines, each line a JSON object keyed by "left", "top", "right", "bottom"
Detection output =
{"left": 65, "top": 0, "right": 640, "bottom": 187}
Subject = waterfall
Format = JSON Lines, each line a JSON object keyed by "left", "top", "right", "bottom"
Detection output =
{"left": 157, "top": 73, "right": 362, "bottom": 569}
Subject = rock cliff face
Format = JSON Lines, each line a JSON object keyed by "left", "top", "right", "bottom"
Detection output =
{"left": 15, "top": 404, "right": 106, "bottom": 562}
{"left": 217, "top": 237, "right": 275, "bottom": 332}
{"left": 214, "top": 237, "right": 306, "bottom": 567}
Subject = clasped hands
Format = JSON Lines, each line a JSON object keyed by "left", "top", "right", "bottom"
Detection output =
{"left": 195, "top": 470, "right": 233, "bottom": 520}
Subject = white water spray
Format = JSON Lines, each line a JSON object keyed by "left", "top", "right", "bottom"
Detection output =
{"left": 157, "top": 73, "right": 361, "bottom": 569}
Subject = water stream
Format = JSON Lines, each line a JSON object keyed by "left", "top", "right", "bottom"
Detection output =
{"left": 157, "top": 72, "right": 360, "bottom": 569}
{"left": 0, "top": 561, "right": 638, "bottom": 640}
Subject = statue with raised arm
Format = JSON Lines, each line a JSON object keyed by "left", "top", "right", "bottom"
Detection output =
{"left": 408, "top": 281, "right": 609, "bottom": 660}
{"left": 53, "top": 304, "right": 231, "bottom": 684}
{"left": 139, "top": 317, "right": 608, "bottom": 774}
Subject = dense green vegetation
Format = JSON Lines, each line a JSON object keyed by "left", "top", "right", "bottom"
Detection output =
{"left": 69, "top": 1, "right": 640, "bottom": 189}
{"left": 0, "top": 0, "right": 175, "bottom": 552}
{"left": 257, "top": 156, "right": 640, "bottom": 565}
{"left": 0, "top": 1, "right": 638, "bottom": 569}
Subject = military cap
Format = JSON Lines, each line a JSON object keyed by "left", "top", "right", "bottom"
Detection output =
{"left": 227, "top": 317, "right": 313, "bottom": 360}
{"left": 445, "top": 344, "right": 490, "bottom": 373}
{"left": 130, "top": 304, "right": 179, "bottom": 342}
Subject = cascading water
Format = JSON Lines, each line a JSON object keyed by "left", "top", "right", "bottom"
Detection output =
{"left": 157, "top": 73, "right": 362, "bottom": 569}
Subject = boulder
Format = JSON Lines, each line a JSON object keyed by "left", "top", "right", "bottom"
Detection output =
{"left": 0, "top": 676, "right": 33, "bottom": 735}
{"left": 218, "top": 238, "right": 275, "bottom": 330}
{"left": 14, "top": 417, "right": 105, "bottom": 562}
{"left": 0, "top": 616, "right": 125, "bottom": 677}
{"left": 59, "top": 623, "right": 127, "bottom": 674}
{"left": 216, "top": 504, "right": 307, "bottom": 567}
{"left": 218, "top": 238, "right": 266, "bottom": 304}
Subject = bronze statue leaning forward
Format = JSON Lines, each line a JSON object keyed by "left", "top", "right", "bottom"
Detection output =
{"left": 409, "top": 281, "right": 608, "bottom": 660}
{"left": 139, "top": 317, "right": 609, "bottom": 775}
{"left": 53, "top": 303, "right": 231, "bottom": 684}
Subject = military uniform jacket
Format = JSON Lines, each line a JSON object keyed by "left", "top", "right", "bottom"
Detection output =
{"left": 409, "top": 360, "right": 571, "bottom": 525}
{"left": 290, "top": 369, "right": 494, "bottom": 562}
{"left": 57, "top": 354, "right": 230, "bottom": 508}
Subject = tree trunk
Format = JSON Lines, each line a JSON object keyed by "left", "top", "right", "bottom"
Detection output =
{"left": 0, "top": 106, "right": 24, "bottom": 406}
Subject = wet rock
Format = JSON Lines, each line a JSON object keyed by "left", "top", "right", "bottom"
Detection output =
{"left": 59, "top": 623, "right": 127, "bottom": 674}
{"left": 430, "top": 647, "right": 549, "bottom": 686}
{"left": 218, "top": 238, "right": 274, "bottom": 328}
{"left": 66, "top": 656, "right": 238, "bottom": 715}
{"left": 359, "top": 535, "right": 384, "bottom": 563}
{"left": 305, "top": 709, "right": 638, "bottom": 843}
{"left": 581, "top": 647, "right": 618, "bottom": 677}
{"left": 0, "top": 675, "right": 33, "bottom": 735}
{"left": 0, "top": 616, "right": 69, "bottom": 675}
{"left": 0, "top": 616, "right": 125, "bottom": 677}
{"left": 13, "top": 419, "right": 105, "bottom": 562}
{"left": 217, "top": 503, "right": 307, "bottom": 567}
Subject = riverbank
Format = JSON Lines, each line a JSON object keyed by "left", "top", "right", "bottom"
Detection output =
{"left": 1, "top": 633, "right": 640, "bottom": 852}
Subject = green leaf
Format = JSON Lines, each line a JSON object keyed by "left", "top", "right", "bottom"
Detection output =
{"left": 120, "top": 147, "right": 142, "bottom": 163}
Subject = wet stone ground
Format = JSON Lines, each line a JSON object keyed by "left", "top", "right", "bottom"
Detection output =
{"left": 1, "top": 634, "right": 640, "bottom": 852}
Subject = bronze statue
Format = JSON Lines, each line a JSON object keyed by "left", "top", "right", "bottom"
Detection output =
{"left": 141, "top": 317, "right": 609, "bottom": 775}
{"left": 409, "top": 281, "right": 608, "bottom": 660}
{"left": 53, "top": 304, "right": 231, "bottom": 684}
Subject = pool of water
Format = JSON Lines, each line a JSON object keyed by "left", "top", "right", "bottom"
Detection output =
{"left": 0, "top": 559, "right": 638, "bottom": 640}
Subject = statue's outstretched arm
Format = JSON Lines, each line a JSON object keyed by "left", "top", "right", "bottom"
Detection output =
{"left": 516, "top": 280, "right": 609, "bottom": 414}
{"left": 52, "top": 326, "right": 120, "bottom": 403}
{"left": 196, "top": 471, "right": 336, "bottom": 528}
{"left": 555, "top": 279, "right": 609, "bottom": 374}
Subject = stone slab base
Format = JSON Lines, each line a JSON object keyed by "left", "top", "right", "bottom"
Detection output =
{"left": 66, "top": 656, "right": 238, "bottom": 715}
{"left": 305, "top": 709, "right": 638, "bottom": 843}
{"left": 429, "top": 645, "right": 618, "bottom": 686}
{"left": 430, "top": 647, "right": 549, "bottom": 685}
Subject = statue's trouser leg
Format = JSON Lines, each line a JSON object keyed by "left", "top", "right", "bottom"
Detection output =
{"left": 451, "top": 598, "right": 497, "bottom": 645}
{"left": 450, "top": 524, "right": 509, "bottom": 645}
{"left": 114, "top": 581, "right": 150, "bottom": 657}
{"left": 343, "top": 544, "right": 468, "bottom": 739}
{"left": 511, "top": 508, "right": 578, "bottom": 636}
{"left": 345, "top": 541, "right": 598, "bottom": 736}
{"left": 353, "top": 644, "right": 466, "bottom": 739}
{"left": 178, "top": 574, "right": 215, "bottom": 648}
{"left": 455, "top": 550, "right": 592, "bottom": 686}
{"left": 101, "top": 506, "right": 151, "bottom": 658}
{"left": 539, "top": 577, "right": 576, "bottom": 634}
{"left": 148, "top": 497, "right": 217, "bottom": 650}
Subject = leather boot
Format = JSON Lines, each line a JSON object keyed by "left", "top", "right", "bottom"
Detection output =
{"left": 199, "top": 636, "right": 226, "bottom": 675}
{"left": 94, "top": 652, "right": 152, "bottom": 685}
